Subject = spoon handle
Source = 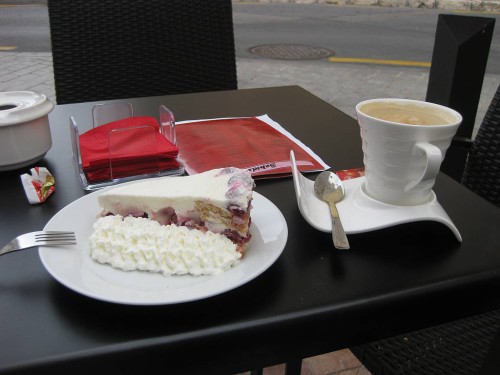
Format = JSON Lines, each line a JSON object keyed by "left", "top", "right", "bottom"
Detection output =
{"left": 328, "top": 202, "right": 350, "bottom": 249}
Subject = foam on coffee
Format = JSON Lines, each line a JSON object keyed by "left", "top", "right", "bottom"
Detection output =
{"left": 360, "top": 102, "right": 456, "bottom": 126}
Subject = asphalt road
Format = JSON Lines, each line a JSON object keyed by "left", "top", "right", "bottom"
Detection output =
{"left": 1, "top": 3, "right": 499, "bottom": 73}
{"left": 0, "top": 4, "right": 50, "bottom": 52}
{"left": 233, "top": 3, "right": 500, "bottom": 74}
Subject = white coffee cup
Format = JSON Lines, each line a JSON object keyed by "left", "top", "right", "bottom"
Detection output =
{"left": 355, "top": 98, "right": 462, "bottom": 206}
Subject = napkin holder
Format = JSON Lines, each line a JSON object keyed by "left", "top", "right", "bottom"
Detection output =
{"left": 70, "top": 102, "right": 184, "bottom": 191}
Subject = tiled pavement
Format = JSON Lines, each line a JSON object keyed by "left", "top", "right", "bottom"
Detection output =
{"left": 0, "top": 52, "right": 55, "bottom": 102}
{"left": 237, "top": 349, "right": 372, "bottom": 374}
{"left": 2, "top": 51, "right": 499, "bottom": 140}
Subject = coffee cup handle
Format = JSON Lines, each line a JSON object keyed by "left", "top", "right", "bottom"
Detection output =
{"left": 404, "top": 142, "right": 442, "bottom": 192}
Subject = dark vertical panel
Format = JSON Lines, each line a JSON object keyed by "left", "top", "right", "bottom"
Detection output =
{"left": 426, "top": 14, "right": 495, "bottom": 181}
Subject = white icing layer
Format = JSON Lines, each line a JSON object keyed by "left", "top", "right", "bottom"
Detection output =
{"left": 98, "top": 167, "right": 254, "bottom": 217}
{"left": 89, "top": 215, "right": 241, "bottom": 276}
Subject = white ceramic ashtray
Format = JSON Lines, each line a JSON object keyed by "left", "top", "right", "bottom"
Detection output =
{"left": 290, "top": 150, "right": 462, "bottom": 242}
{"left": 0, "top": 91, "right": 54, "bottom": 171}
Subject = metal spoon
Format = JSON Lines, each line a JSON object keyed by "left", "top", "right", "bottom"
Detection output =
{"left": 314, "top": 171, "right": 350, "bottom": 249}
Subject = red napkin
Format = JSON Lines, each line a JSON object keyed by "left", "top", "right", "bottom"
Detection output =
{"left": 79, "top": 116, "right": 180, "bottom": 182}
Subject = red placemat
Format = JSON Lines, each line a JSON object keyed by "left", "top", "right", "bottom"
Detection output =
{"left": 176, "top": 115, "right": 329, "bottom": 178}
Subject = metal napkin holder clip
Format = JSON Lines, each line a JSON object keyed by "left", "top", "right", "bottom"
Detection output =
{"left": 70, "top": 101, "right": 184, "bottom": 191}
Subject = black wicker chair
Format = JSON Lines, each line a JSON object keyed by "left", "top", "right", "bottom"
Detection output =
{"left": 48, "top": 0, "right": 237, "bottom": 104}
{"left": 461, "top": 84, "right": 500, "bottom": 207}
{"left": 350, "top": 85, "right": 500, "bottom": 375}
{"left": 351, "top": 310, "right": 500, "bottom": 375}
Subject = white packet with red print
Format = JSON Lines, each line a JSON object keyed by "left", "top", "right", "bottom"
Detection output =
{"left": 20, "top": 167, "right": 55, "bottom": 204}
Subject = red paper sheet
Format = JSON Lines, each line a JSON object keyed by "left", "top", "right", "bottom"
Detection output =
{"left": 336, "top": 167, "right": 365, "bottom": 181}
{"left": 176, "top": 115, "right": 328, "bottom": 177}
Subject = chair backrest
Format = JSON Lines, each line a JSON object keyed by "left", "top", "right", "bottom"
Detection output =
{"left": 425, "top": 14, "right": 495, "bottom": 182}
{"left": 48, "top": 0, "right": 238, "bottom": 104}
{"left": 462, "top": 84, "right": 500, "bottom": 207}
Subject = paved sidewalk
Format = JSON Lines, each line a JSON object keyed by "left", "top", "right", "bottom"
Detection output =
{"left": 1, "top": 51, "right": 498, "bottom": 138}
{"left": 238, "top": 57, "right": 500, "bottom": 138}
{"left": 0, "top": 52, "right": 55, "bottom": 101}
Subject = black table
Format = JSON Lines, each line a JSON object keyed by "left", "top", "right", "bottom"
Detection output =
{"left": 1, "top": 86, "right": 500, "bottom": 375}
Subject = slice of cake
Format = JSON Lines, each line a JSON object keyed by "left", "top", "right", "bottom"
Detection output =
{"left": 97, "top": 167, "right": 255, "bottom": 253}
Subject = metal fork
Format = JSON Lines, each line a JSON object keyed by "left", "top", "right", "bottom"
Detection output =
{"left": 1, "top": 231, "right": 77, "bottom": 256}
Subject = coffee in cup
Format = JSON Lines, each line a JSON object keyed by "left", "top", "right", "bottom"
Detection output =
{"left": 356, "top": 98, "right": 462, "bottom": 206}
{"left": 359, "top": 101, "right": 458, "bottom": 126}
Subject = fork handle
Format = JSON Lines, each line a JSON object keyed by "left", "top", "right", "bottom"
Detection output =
{"left": 328, "top": 202, "right": 350, "bottom": 250}
{"left": 0, "top": 243, "right": 25, "bottom": 256}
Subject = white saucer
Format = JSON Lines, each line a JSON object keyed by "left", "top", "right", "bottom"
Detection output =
{"left": 290, "top": 151, "right": 462, "bottom": 242}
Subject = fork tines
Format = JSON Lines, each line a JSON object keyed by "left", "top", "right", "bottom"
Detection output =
{"left": 35, "top": 231, "right": 77, "bottom": 245}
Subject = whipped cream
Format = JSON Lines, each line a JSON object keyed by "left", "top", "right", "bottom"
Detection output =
{"left": 89, "top": 215, "right": 241, "bottom": 276}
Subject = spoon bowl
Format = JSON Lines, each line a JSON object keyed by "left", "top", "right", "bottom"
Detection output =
{"left": 314, "top": 171, "right": 350, "bottom": 249}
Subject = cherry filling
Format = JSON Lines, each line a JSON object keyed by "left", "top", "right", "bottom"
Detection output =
{"left": 222, "top": 228, "right": 252, "bottom": 245}
{"left": 105, "top": 210, "right": 147, "bottom": 218}
{"left": 104, "top": 205, "right": 252, "bottom": 246}
{"left": 151, "top": 207, "right": 178, "bottom": 226}
{"left": 228, "top": 206, "right": 246, "bottom": 216}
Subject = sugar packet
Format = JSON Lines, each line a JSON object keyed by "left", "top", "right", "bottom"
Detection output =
{"left": 20, "top": 167, "right": 55, "bottom": 204}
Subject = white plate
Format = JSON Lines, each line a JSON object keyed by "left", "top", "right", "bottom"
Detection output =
{"left": 290, "top": 150, "right": 461, "bottom": 241}
{"left": 40, "top": 191, "right": 288, "bottom": 305}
